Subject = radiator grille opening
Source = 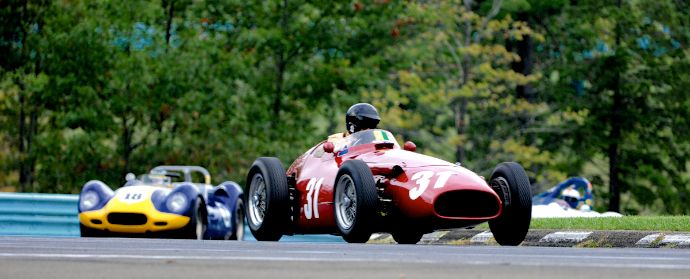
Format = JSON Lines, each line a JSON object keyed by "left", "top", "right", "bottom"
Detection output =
{"left": 107, "top": 213, "right": 147, "bottom": 225}
{"left": 434, "top": 190, "right": 500, "bottom": 218}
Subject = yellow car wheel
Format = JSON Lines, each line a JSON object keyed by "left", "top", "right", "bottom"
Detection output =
{"left": 182, "top": 197, "right": 206, "bottom": 240}
{"left": 80, "top": 224, "right": 104, "bottom": 238}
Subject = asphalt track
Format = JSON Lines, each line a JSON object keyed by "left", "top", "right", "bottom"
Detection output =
{"left": 1, "top": 236, "right": 689, "bottom": 279}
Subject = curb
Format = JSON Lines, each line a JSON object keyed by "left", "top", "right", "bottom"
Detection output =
{"left": 368, "top": 229, "right": 690, "bottom": 248}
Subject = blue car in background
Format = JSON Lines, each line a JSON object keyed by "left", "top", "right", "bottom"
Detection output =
{"left": 533, "top": 177, "right": 594, "bottom": 210}
{"left": 532, "top": 177, "right": 621, "bottom": 218}
{"left": 78, "top": 165, "right": 245, "bottom": 240}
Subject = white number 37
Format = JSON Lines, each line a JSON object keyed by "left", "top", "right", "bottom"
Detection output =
{"left": 408, "top": 171, "right": 455, "bottom": 200}
{"left": 304, "top": 177, "right": 324, "bottom": 219}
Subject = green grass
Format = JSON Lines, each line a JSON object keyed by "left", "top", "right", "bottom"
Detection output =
{"left": 476, "top": 216, "right": 690, "bottom": 231}
{"left": 530, "top": 216, "right": 690, "bottom": 231}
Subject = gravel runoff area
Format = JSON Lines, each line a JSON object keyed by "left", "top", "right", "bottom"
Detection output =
{"left": 368, "top": 229, "right": 690, "bottom": 248}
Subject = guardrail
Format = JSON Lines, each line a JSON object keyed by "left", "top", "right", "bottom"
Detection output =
{"left": 0, "top": 192, "right": 80, "bottom": 237}
{"left": 0, "top": 192, "right": 343, "bottom": 242}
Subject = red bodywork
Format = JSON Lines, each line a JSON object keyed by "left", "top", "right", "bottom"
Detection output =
{"left": 285, "top": 130, "right": 503, "bottom": 235}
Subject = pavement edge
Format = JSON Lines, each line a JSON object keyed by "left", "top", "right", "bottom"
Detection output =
{"left": 368, "top": 229, "right": 690, "bottom": 248}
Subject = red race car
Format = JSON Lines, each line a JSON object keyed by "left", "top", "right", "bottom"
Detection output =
{"left": 245, "top": 129, "right": 531, "bottom": 245}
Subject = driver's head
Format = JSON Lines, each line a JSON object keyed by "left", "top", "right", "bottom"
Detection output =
{"left": 150, "top": 174, "right": 165, "bottom": 184}
{"left": 561, "top": 187, "right": 581, "bottom": 209}
{"left": 345, "top": 103, "right": 380, "bottom": 133}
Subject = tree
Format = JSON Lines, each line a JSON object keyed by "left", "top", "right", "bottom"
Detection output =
{"left": 0, "top": 0, "right": 407, "bottom": 191}
{"left": 535, "top": 0, "right": 690, "bottom": 213}
{"left": 365, "top": 0, "right": 563, "bottom": 188}
{"left": 0, "top": 0, "right": 52, "bottom": 192}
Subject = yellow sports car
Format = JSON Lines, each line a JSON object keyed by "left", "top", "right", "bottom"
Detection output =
{"left": 78, "top": 165, "right": 244, "bottom": 240}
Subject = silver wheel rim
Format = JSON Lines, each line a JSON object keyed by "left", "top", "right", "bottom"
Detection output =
{"left": 249, "top": 173, "right": 267, "bottom": 227}
{"left": 236, "top": 204, "right": 245, "bottom": 240}
{"left": 335, "top": 174, "right": 357, "bottom": 230}
{"left": 195, "top": 208, "right": 203, "bottom": 240}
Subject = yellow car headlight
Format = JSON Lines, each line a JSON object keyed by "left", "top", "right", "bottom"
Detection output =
{"left": 166, "top": 192, "right": 188, "bottom": 213}
{"left": 80, "top": 190, "right": 100, "bottom": 211}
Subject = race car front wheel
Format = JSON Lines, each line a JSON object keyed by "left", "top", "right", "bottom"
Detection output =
{"left": 246, "top": 157, "right": 290, "bottom": 241}
{"left": 79, "top": 224, "right": 104, "bottom": 237}
{"left": 488, "top": 162, "right": 532, "bottom": 246}
{"left": 334, "top": 160, "right": 378, "bottom": 243}
{"left": 391, "top": 230, "right": 424, "bottom": 244}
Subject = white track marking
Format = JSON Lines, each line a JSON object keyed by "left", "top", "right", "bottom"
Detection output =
{"left": 470, "top": 231, "right": 494, "bottom": 244}
{"left": 0, "top": 244, "right": 338, "bottom": 255}
{"left": 637, "top": 234, "right": 690, "bottom": 246}
{"left": 540, "top": 231, "right": 593, "bottom": 243}
{"left": 0, "top": 253, "right": 434, "bottom": 263}
{"left": 1, "top": 252, "right": 690, "bottom": 270}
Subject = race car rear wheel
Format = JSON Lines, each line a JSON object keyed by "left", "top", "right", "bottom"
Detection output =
{"left": 488, "top": 162, "right": 532, "bottom": 246}
{"left": 227, "top": 199, "right": 245, "bottom": 240}
{"left": 187, "top": 197, "right": 207, "bottom": 240}
{"left": 391, "top": 230, "right": 424, "bottom": 244}
{"left": 246, "top": 157, "right": 290, "bottom": 241}
{"left": 334, "top": 160, "right": 378, "bottom": 243}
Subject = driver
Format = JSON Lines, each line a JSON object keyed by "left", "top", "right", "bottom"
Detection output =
{"left": 561, "top": 187, "right": 581, "bottom": 209}
{"left": 328, "top": 103, "right": 381, "bottom": 143}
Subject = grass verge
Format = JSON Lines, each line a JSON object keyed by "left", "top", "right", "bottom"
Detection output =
{"left": 529, "top": 216, "right": 690, "bottom": 232}
{"left": 473, "top": 216, "right": 690, "bottom": 231}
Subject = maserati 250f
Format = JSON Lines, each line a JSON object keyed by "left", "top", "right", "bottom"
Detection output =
{"left": 245, "top": 129, "right": 532, "bottom": 245}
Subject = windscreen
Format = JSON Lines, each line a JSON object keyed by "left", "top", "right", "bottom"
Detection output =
{"left": 138, "top": 174, "right": 172, "bottom": 187}
{"left": 347, "top": 129, "right": 399, "bottom": 148}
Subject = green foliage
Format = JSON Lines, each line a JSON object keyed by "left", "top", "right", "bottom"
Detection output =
{"left": 365, "top": 0, "right": 564, "bottom": 190}
{"left": 532, "top": 0, "right": 690, "bottom": 213}
{"left": 0, "top": 0, "right": 688, "bottom": 216}
{"left": 0, "top": 0, "right": 404, "bottom": 192}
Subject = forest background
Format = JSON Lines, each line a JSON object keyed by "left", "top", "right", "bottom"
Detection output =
{"left": 1, "top": 0, "right": 689, "bottom": 215}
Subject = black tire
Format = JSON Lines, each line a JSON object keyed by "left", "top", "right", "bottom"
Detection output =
{"left": 333, "top": 160, "right": 378, "bottom": 243}
{"left": 391, "top": 231, "right": 424, "bottom": 244}
{"left": 185, "top": 197, "right": 207, "bottom": 240}
{"left": 227, "top": 199, "right": 245, "bottom": 240}
{"left": 488, "top": 162, "right": 532, "bottom": 246}
{"left": 245, "top": 157, "right": 290, "bottom": 241}
{"left": 79, "top": 224, "right": 103, "bottom": 237}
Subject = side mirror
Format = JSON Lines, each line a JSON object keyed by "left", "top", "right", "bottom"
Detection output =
{"left": 403, "top": 141, "right": 416, "bottom": 152}
{"left": 323, "top": 142, "right": 335, "bottom": 153}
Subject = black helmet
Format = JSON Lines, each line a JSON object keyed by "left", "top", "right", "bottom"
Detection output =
{"left": 345, "top": 103, "right": 380, "bottom": 133}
